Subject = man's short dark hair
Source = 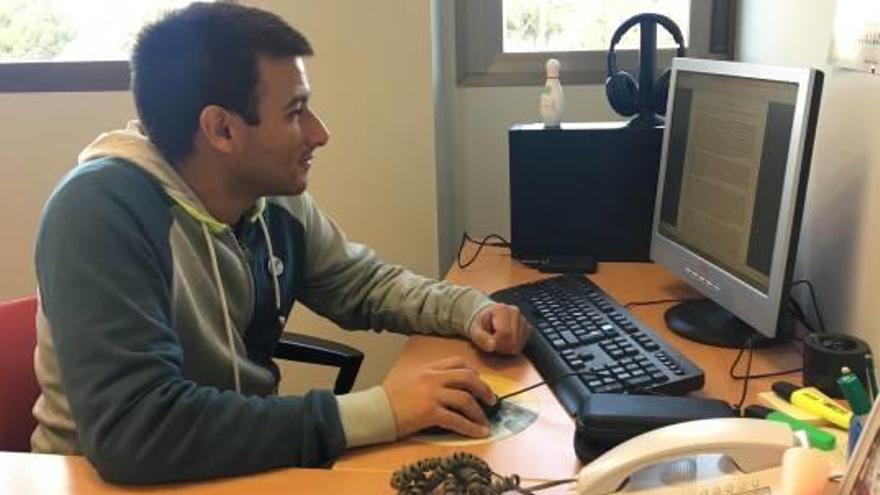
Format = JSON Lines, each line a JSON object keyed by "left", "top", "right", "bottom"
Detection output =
{"left": 131, "top": 2, "right": 313, "bottom": 164}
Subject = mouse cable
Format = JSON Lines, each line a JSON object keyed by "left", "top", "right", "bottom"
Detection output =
{"left": 456, "top": 232, "right": 511, "bottom": 269}
{"left": 497, "top": 368, "right": 665, "bottom": 406}
{"left": 788, "top": 279, "right": 827, "bottom": 334}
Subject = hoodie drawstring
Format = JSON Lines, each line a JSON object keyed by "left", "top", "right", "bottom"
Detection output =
{"left": 257, "top": 215, "right": 287, "bottom": 329}
{"left": 201, "top": 215, "right": 285, "bottom": 395}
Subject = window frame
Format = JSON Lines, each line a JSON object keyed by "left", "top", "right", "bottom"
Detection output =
{"left": 0, "top": 0, "right": 232, "bottom": 93}
{"left": 0, "top": 61, "right": 130, "bottom": 92}
{"left": 456, "top": 0, "right": 736, "bottom": 87}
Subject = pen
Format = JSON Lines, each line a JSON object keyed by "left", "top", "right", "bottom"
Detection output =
{"left": 838, "top": 367, "right": 872, "bottom": 417}
{"left": 772, "top": 381, "right": 852, "bottom": 429}
{"left": 744, "top": 405, "right": 836, "bottom": 451}
{"left": 838, "top": 366, "right": 873, "bottom": 458}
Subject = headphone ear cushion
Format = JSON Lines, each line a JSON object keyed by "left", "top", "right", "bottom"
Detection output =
{"left": 605, "top": 71, "right": 640, "bottom": 117}
{"left": 653, "top": 69, "right": 672, "bottom": 116}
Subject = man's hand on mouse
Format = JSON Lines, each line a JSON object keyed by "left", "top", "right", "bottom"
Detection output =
{"left": 468, "top": 303, "right": 533, "bottom": 355}
{"left": 383, "top": 356, "right": 496, "bottom": 439}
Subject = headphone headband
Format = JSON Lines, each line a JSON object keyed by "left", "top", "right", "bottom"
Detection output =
{"left": 606, "top": 13, "right": 686, "bottom": 77}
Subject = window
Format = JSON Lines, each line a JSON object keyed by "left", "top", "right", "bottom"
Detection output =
{"left": 0, "top": 0, "right": 219, "bottom": 92}
{"left": 457, "top": 0, "right": 735, "bottom": 86}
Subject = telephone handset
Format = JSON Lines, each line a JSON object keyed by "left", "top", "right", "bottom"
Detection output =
{"left": 573, "top": 418, "right": 796, "bottom": 495}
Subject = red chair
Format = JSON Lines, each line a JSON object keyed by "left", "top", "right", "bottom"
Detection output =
{"left": 0, "top": 296, "right": 39, "bottom": 452}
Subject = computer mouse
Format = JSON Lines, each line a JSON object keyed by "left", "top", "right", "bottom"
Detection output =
{"left": 482, "top": 393, "right": 502, "bottom": 421}
{"left": 420, "top": 393, "right": 502, "bottom": 436}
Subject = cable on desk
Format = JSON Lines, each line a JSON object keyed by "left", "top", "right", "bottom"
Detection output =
{"left": 729, "top": 342, "right": 803, "bottom": 417}
{"left": 728, "top": 295, "right": 815, "bottom": 415}
{"left": 729, "top": 344, "right": 802, "bottom": 380}
{"left": 456, "top": 232, "right": 511, "bottom": 269}
{"left": 731, "top": 338, "right": 756, "bottom": 414}
{"left": 498, "top": 369, "right": 665, "bottom": 406}
{"left": 622, "top": 297, "right": 698, "bottom": 310}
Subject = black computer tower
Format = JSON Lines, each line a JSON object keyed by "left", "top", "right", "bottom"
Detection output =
{"left": 508, "top": 122, "right": 663, "bottom": 262}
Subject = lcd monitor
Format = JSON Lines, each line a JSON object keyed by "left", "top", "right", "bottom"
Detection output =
{"left": 651, "top": 58, "right": 823, "bottom": 347}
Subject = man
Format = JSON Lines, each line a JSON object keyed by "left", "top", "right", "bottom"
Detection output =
{"left": 32, "top": 2, "right": 531, "bottom": 485}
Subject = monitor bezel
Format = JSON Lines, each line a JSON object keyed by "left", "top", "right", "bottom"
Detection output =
{"left": 650, "top": 58, "right": 821, "bottom": 338}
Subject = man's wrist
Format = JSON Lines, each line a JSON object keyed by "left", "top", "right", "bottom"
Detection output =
{"left": 335, "top": 386, "right": 398, "bottom": 448}
{"left": 462, "top": 297, "right": 493, "bottom": 339}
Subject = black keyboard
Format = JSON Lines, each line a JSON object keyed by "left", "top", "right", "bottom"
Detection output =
{"left": 491, "top": 275, "right": 704, "bottom": 415}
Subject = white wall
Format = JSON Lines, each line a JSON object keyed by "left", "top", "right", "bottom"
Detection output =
{"left": 0, "top": 92, "right": 135, "bottom": 301}
{"left": 0, "top": 0, "right": 441, "bottom": 394}
{"left": 433, "top": 2, "right": 625, "bottom": 268}
{"left": 738, "top": 0, "right": 880, "bottom": 352}
{"left": 254, "top": 1, "right": 439, "bottom": 393}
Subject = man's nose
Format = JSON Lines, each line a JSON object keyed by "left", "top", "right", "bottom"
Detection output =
{"left": 307, "top": 111, "right": 330, "bottom": 147}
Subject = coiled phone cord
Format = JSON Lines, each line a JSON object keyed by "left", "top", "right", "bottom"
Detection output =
{"left": 391, "top": 451, "right": 573, "bottom": 494}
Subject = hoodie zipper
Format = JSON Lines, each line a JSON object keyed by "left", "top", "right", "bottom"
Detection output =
{"left": 221, "top": 228, "right": 257, "bottom": 328}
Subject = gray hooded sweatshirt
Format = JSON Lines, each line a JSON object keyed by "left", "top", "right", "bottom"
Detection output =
{"left": 31, "top": 121, "right": 491, "bottom": 484}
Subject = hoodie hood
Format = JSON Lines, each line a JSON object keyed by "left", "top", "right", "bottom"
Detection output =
{"left": 78, "top": 120, "right": 264, "bottom": 233}
{"left": 77, "top": 120, "right": 280, "bottom": 394}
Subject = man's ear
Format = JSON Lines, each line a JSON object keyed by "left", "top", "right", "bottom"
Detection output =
{"left": 198, "top": 105, "right": 240, "bottom": 155}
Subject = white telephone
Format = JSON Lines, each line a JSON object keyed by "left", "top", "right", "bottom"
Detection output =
{"left": 570, "top": 418, "right": 829, "bottom": 495}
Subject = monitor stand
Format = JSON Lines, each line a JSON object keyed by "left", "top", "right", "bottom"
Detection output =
{"left": 664, "top": 299, "right": 780, "bottom": 349}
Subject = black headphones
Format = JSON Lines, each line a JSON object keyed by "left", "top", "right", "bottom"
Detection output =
{"left": 605, "top": 13, "right": 686, "bottom": 118}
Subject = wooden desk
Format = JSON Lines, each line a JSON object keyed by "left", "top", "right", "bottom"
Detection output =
{"left": 446, "top": 246, "right": 803, "bottom": 406}
{"left": 1, "top": 248, "right": 806, "bottom": 493}
{"left": 0, "top": 452, "right": 393, "bottom": 495}
{"left": 336, "top": 246, "right": 803, "bottom": 481}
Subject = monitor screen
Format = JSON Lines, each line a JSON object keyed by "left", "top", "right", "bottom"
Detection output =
{"left": 651, "top": 59, "right": 822, "bottom": 344}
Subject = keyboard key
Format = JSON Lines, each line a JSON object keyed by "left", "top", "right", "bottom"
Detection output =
{"left": 577, "top": 350, "right": 594, "bottom": 361}
{"left": 560, "top": 331, "right": 579, "bottom": 345}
